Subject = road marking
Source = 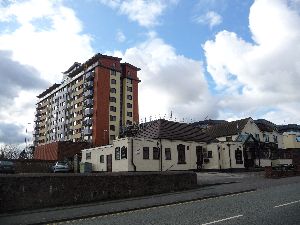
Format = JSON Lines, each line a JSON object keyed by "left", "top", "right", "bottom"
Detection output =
{"left": 274, "top": 200, "right": 300, "bottom": 208}
{"left": 201, "top": 215, "right": 243, "bottom": 225}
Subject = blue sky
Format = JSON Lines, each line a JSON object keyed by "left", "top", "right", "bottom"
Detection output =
{"left": 0, "top": 0, "right": 300, "bottom": 144}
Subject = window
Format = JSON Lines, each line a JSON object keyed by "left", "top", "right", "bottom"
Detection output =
{"left": 100, "top": 155, "right": 104, "bottom": 163}
{"left": 110, "top": 125, "right": 115, "bottom": 131}
{"left": 127, "top": 86, "right": 132, "bottom": 92}
{"left": 127, "top": 95, "right": 132, "bottom": 100}
{"left": 110, "top": 135, "right": 115, "bottom": 140}
{"left": 115, "top": 147, "right": 120, "bottom": 160}
{"left": 110, "top": 97, "right": 116, "bottom": 103}
{"left": 153, "top": 147, "right": 160, "bottom": 160}
{"left": 127, "top": 112, "right": 132, "bottom": 117}
{"left": 121, "top": 146, "right": 127, "bottom": 159}
{"left": 296, "top": 136, "right": 300, "bottom": 142}
{"left": 226, "top": 136, "right": 232, "bottom": 141}
{"left": 165, "top": 148, "right": 171, "bottom": 160}
{"left": 110, "top": 106, "right": 116, "bottom": 112}
{"left": 110, "top": 88, "right": 116, "bottom": 93}
{"left": 273, "top": 135, "right": 278, "bottom": 143}
{"left": 110, "top": 70, "right": 116, "bottom": 75}
{"left": 111, "top": 79, "right": 116, "bottom": 84}
{"left": 235, "top": 148, "right": 243, "bottom": 164}
{"left": 110, "top": 115, "right": 116, "bottom": 121}
{"left": 177, "top": 144, "right": 186, "bottom": 164}
{"left": 86, "top": 152, "right": 91, "bottom": 160}
{"left": 255, "top": 133, "right": 260, "bottom": 141}
{"left": 143, "top": 147, "right": 149, "bottom": 159}
{"left": 263, "top": 134, "right": 269, "bottom": 142}
{"left": 126, "top": 120, "right": 132, "bottom": 125}
{"left": 127, "top": 103, "right": 132, "bottom": 108}
{"left": 207, "top": 151, "right": 213, "bottom": 158}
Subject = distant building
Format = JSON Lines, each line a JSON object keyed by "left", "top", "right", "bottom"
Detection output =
{"left": 34, "top": 53, "right": 141, "bottom": 160}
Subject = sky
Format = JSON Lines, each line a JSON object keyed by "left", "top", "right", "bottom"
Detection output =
{"left": 0, "top": 0, "right": 300, "bottom": 145}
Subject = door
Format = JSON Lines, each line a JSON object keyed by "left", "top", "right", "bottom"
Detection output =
{"left": 196, "top": 146, "right": 203, "bottom": 170}
{"left": 106, "top": 154, "right": 112, "bottom": 172}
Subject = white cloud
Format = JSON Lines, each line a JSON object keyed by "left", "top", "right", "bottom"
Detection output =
{"left": 195, "top": 11, "right": 222, "bottom": 28}
{"left": 116, "top": 30, "right": 126, "bottom": 42}
{"left": 0, "top": 0, "right": 94, "bottom": 144}
{"left": 111, "top": 33, "right": 217, "bottom": 121}
{"left": 203, "top": 0, "right": 300, "bottom": 123}
{"left": 100, "top": 0, "right": 177, "bottom": 28}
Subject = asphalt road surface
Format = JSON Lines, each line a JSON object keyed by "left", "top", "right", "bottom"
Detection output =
{"left": 58, "top": 182, "right": 300, "bottom": 225}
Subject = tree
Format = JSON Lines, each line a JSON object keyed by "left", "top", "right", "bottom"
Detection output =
{"left": 0, "top": 144, "right": 21, "bottom": 159}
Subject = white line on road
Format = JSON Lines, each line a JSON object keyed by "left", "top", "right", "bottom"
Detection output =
{"left": 201, "top": 215, "right": 243, "bottom": 225}
{"left": 274, "top": 200, "right": 300, "bottom": 208}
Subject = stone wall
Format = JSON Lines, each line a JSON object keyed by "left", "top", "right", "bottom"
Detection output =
{"left": 0, "top": 171, "right": 197, "bottom": 213}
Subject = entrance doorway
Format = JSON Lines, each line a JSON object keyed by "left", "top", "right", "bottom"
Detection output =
{"left": 196, "top": 146, "right": 203, "bottom": 170}
{"left": 106, "top": 154, "right": 112, "bottom": 172}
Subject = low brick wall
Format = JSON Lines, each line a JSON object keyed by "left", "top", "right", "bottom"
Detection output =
{"left": 0, "top": 171, "right": 197, "bottom": 213}
{"left": 265, "top": 166, "right": 300, "bottom": 178}
{"left": 13, "top": 159, "right": 56, "bottom": 173}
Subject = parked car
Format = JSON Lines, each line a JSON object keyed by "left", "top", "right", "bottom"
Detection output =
{"left": 51, "top": 161, "right": 71, "bottom": 173}
{"left": 0, "top": 160, "right": 15, "bottom": 174}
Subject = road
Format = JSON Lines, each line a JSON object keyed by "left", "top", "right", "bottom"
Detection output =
{"left": 61, "top": 182, "right": 300, "bottom": 225}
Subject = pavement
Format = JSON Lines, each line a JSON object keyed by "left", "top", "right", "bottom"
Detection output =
{"left": 1, "top": 172, "right": 300, "bottom": 225}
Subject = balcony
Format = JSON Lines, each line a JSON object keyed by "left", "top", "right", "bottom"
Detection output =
{"left": 84, "top": 90, "right": 93, "bottom": 97}
{"left": 85, "top": 81, "right": 93, "bottom": 89}
{"left": 84, "top": 108, "right": 93, "bottom": 116}
{"left": 85, "top": 99, "right": 93, "bottom": 107}
{"left": 84, "top": 128, "right": 92, "bottom": 136}
{"left": 83, "top": 118, "right": 92, "bottom": 126}
{"left": 85, "top": 71, "right": 94, "bottom": 81}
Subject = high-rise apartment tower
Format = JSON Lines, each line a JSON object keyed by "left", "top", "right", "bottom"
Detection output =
{"left": 33, "top": 53, "right": 140, "bottom": 155}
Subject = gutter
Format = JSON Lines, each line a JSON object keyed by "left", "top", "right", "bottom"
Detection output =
{"left": 131, "top": 138, "right": 136, "bottom": 171}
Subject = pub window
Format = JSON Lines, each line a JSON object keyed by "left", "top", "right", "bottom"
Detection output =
{"left": 165, "top": 148, "right": 171, "bottom": 160}
{"left": 127, "top": 86, "right": 132, "bottom": 92}
{"left": 111, "top": 79, "right": 116, "bottom": 84}
{"left": 127, "top": 112, "right": 132, "bottom": 117}
{"left": 100, "top": 155, "right": 104, "bottom": 163}
{"left": 273, "top": 135, "right": 278, "bottom": 143}
{"left": 235, "top": 148, "right": 243, "bottom": 164}
{"left": 127, "top": 103, "right": 132, "bottom": 108}
{"left": 110, "top": 88, "right": 116, "bottom": 93}
{"left": 177, "top": 144, "right": 186, "bottom": 164}
{"left": 127, "top": 95, "right": 132, "bottom": 100}
{"left": 143, "top": 147, "right": 149, "bottom": 159}
{"left": 226, "top": 136, "right": 232, "bottom": 141}
{"left": 121, "top": 146, "right": 127, "bottom": 159}
{"left": 263, "top": 134, "right": 269, "bottom": 142}
{"left": 153, "top": 147, "right": 160, "bottom": 160}
{"left": 207, "top": 151, "right": 213, "bottom": 158}
{"left": 86, "top": 152, "right": 91, "bottom": 160}
{"left": 115, "top": 147, "right": 120, "bottom": 160}
{"left": 255, "top": 133, "right": 260, "bottom": 141}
